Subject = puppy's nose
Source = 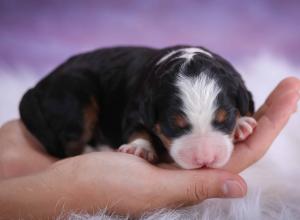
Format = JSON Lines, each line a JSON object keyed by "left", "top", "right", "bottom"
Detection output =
{"left": 171, "top": 132, "right": 234, "bottom": 169}
{"left": 194, "top": 155, "right": 217, "bottom": 167}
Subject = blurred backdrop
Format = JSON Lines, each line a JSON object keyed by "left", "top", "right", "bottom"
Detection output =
{"left": 0, "top": 0, "right": 299, "bottom": 122}
{"left": 1, "top": 2, "right": 300, "bottom": 218}
{"left": 1, "top": 0, "right": 300, "bottom": 72}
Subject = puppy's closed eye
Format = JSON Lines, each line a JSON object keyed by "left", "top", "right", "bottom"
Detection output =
{"left": 215, "top": 108, "right": 227, "bottom": 123}
{"left": 173, "top": 114, "right": 189, "bottom": 129}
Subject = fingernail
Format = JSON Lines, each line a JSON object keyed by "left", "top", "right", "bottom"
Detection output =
{"left": 223, "top": 180, "right": 245, "bottom": 197}
{"left": 296, "top": 91, "right": 300, "bottom": 112}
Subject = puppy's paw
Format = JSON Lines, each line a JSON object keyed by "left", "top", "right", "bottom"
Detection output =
{"left": 118, "top": 139, "right": 157, "bottom": 163}
{"left": 234, "top": 116, "right": 257, "bottom": 142}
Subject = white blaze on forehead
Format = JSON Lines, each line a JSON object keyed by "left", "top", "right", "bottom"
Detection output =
{"left": 176, "top": 73, "right": 220, "bottom": 133}
{"left": 156, "top": 47, "right": 213, "bottom": 65}
{"left": 176, "top": 48, "right": 213, "bottom": 61}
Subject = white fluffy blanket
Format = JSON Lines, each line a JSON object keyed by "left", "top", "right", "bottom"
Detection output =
{"left": 1, "top": 53, "right": 299, "bottom": 220}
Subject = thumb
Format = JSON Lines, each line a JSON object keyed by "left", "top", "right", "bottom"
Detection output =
{"left": 161, "top": 169, "right": 247, "bottom": 206}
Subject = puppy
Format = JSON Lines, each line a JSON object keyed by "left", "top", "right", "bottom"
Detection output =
{"left": 19, "top": 46, "right": 256, "bottom": 169}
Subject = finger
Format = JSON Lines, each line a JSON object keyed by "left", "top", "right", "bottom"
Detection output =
{"left": 224, "top": 88, "right": 300, "bottom": 173}
{"left": 159, "top": 169, "right": 247, "bottom": 206}
{"left": 255, "top": 77, "right": 300, "bottom": 120}
{"left": 0, "top": 120, "right": 57, "bottom": 178}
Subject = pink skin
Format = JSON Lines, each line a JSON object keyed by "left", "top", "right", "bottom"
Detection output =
{"left": 170, "top": 132, "right": 233, "bottom": 169}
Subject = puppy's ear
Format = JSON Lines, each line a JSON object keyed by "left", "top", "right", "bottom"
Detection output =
{"left": 236, "top": 85, "right": 255, "bottom": 116}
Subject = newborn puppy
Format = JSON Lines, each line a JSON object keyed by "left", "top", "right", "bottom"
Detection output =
{"left": 19, "top": 46, "right": 256, "bottom": 169}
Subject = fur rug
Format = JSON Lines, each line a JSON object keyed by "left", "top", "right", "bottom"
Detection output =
{"left": 0, "top": 53, "right": 299, "bottom": 220}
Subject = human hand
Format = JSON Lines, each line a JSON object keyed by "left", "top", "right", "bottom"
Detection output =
{"left": 0, "top": 77, "right": 299, "bottom": 219}
{"left": 0, "top": 148, "right": 246, "bottom": 219}
{"left": 10, "top": 151, "right": 245, "bottom": 218}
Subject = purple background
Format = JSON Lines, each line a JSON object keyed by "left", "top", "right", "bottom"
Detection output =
{"left": 0, "top": 0, "right": 299, "bottom": 75}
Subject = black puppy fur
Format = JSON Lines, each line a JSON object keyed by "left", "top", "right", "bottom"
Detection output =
{"left": 19, "top": 46, "right": 254, "bottom": 159}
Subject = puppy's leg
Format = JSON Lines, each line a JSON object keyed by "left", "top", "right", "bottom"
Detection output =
{"left": 118, "top": 132, "right": 157, "bottom": 163}
{"left": 234, "top": 116, "right": 257, "bottom": 143}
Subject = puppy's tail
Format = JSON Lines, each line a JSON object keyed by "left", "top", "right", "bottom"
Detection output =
{"left": 19, "top": 88, "right": 64, "bottom": 157}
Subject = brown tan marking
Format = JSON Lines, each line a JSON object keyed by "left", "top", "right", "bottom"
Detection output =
{"left": 82, "top": 97, "right": 99, "bottom": 142}
{"left": 173, "top": 114, "right": 189, "bottom": 129}
{"left": 215, "top": 108, "right": 227, "bottom": 123}
{"left": 65, "top": 97, "right": 99, "bottom": 156}
{"left": 155, "top": 124, "right": 171, "bottom": 150}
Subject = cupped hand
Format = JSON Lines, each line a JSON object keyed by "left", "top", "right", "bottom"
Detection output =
{"left": 0, "top": 77, "right": 299, "bottom": 218}
{"left": 48, "top": 151, "right": 245, "bottom": 217}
